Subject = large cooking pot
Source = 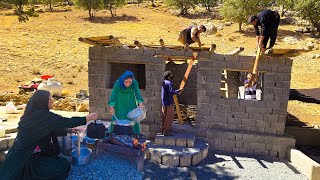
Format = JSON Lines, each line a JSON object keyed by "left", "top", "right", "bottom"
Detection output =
{"left": 86, "top": 120, "right": 106, "bottom": 139}
{"left": 113, "top": 119, "right": 134, "bottom": 135}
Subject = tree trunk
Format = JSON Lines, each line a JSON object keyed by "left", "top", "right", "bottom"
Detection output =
{"left": 239, "top": 22, "right": 242, "bottom": 32}
{"left": 49, "top": 0, "right": 53, "bottom": 12}
{"left": 280, "top": 4, "right": 285, "bottom": 17}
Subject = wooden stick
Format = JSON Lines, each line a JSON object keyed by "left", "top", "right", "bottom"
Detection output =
{"left": 174, "top": 52, "right": 198, "bottom": 125}
{"left": 252, "top": 47, "right": 261, "bottom": 74}
{"left": 226, "top": 47, "right": 245, "bottom": 55}
{"left": 78, "top": 37, "right": 100, "bottom": 46}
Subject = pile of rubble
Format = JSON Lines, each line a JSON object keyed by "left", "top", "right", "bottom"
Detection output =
{"left": 0, "top": 92, "right": 89, "bottom": 112}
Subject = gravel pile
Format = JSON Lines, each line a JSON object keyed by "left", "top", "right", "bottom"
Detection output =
{"left": 66, "top": 151, "right": 143, "bottom": 180}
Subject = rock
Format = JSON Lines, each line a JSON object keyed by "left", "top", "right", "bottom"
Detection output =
{"left": 76, "top": 101, "right": 89, "bottom": 112}
{"left": 282, "top": 36, "right": 299, "bottom": 44}
{"left": 281, "top": 17, "right": 296, "bottom": 25}
{"left": 224, "top": 22, "right": 232, "bottom": 26}
{"left": 295, "top": 27, "right": 308, "bottom": 33}
{"left": 305, "top": 41, "right": 315, "bottom": 50}
{"left": 205, "top": 23, "right": 217, "bottom": 35}
{"left": 311, "top": 54, "right": 320, "bottom": 59}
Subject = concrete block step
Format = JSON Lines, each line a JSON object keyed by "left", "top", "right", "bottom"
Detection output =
{"left": 0, "top": 133, "right": 17, "bottom": 151}
{"left": 146, "top": 138, "right": 209, "bottom": 167}
{"left": 155, "top": 132, "right": 195, "bottom": 147}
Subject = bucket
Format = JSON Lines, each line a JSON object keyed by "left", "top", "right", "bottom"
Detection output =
{"left": 71, "top": 147, "right": 92, "bottom": 166}
{"left": 238, "top": 86, "right": 245, "bottom": 99}
{"left": 256, "top": 89, "right": 262, "bottom": 100}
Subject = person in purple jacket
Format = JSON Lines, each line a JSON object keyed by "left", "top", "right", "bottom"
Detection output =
{"left": 161, "top": 71, "right": 183, "bottom": 136}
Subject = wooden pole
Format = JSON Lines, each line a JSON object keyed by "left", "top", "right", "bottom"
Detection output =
{"left": 109, "top": 35, "right": 123, "bottom": 47}
{"left": 78, "top": 37, "right": 100, "bottom": 46}
{"left": 134, "top": 40, "right": 145, "bottom": 49}
{"left": 174, "top": 52, "right": 198, "bottom": 125}
{"left": 159, "top": 39, "right": 165, "bottom": 50}
{"left": 209, "top": 44, "right": 216, "bottom": 53}
{"left": 252, "top": 47, "right": 261, "bottom": 74}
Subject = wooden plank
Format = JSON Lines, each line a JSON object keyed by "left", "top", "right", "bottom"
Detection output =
{"left": 174, "top": 52, "right": 198, "bottom": 125}
{"left": 155, "top": 55, "right": 193, "bottom": 59}
{"left": 252, "top": 47, "right": 261, "bottom": 74}
{"left": 78, "top": 37, "right": 101, "bottom": 46}
{"left": 109, "top": 35, "right": 123, "bottom": 47}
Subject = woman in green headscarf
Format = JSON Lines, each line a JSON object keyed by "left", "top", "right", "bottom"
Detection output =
{"left": 0, "top": 90, "right": 98, "bottom": 180}
{"left": 108, "top": 71, "right": 144, "bottom": 134}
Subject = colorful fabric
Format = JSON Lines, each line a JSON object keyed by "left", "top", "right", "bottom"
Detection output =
{"left": 118, "top": 71, "right": 135, "bottom": 89}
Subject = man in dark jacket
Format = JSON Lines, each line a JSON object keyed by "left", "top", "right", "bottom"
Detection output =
{"left": 248, "top": 10, "right": 280, "bottom": 54}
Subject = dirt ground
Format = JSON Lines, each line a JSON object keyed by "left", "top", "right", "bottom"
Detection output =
{"left": 0, "top": 3, "right": 319, "bottom": 125}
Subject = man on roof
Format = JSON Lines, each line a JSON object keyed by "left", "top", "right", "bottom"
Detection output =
{"left": 177, "top": 25, "right": 206, "bottom": 48}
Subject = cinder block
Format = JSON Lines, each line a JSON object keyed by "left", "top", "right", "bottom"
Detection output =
{"left": 242, "top": 119, "right": 255, "bottom": 126}
{"left": 187, "top": 140, "right": 195, "bottom": 147}
{"left": 222, "top": 140, "right": 236, "bottom": 148}
{"left": 180, "top": 155, "right": 192, "bottom": 166}
{"left": 162, "top": 155, "right": 179, "bottom": 166}
{"left": 150, "top": 154, "right": 162, "bottom": 164}
{"left": 255, "top": 150, "right": 269, "bottom": 156}
{"left": 155, "top": 138, "right": 164, "bottom": 145}
{"left": 277, "top": 66, "right": 292, "bottom": 73}
{"left": 165, "top": 139, "right": 176, "bottom": 146}
{"left": 234, "top": 112, "right": 249, "bottom": 119}
{"left": 176, "top": 139, "right": 187, "bottom": 147}
{"left": 251, "top": 142, "right": 266, "bottom": 150}
{"left": 227, "top": 118, "right": 242, "bottom": 125}
{"left": 240, "top": 100, "right": 255, "bottom": 107}
{"left": 237, "top": 125, "right": 251, "bottom": 132}
{"left": 192, "top": 153, "right": 203, "bottom": 165}
{"left": 256, "top": 120, "right": 269, "bottom": 128}
{"left": 231, "top": 106, "right": 246, "bottom": 112}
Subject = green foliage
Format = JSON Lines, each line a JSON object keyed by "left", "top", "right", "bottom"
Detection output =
{"left": 220, "top": 0, "right": 270, "bottom": 31}
{"left": 200, "top": 0, "right": 218, "bottom": 12}
{"left": 294, "top": 0, "right": 320, "bottom": 31}
{"left": 102, "top": 0, "right": 126, "bottom": 17}
{"left": 76, "top": 0, "right": 102, "bottom": 19}
{"left": 164, "top": 0, "right": 198, "bottom": 15}
{"left": 6, "top": 0, "right": 29, "bottom": 12}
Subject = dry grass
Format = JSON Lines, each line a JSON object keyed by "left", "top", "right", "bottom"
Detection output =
{"left": 0, "top": 4, "right": 319, "bottom": 124}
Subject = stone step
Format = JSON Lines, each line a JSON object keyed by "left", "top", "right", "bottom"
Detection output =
{"left": 155, "top": 132, "right": 195, "bottom": 147}
{"left": 146, "top": 138, "right": 209, "bottom": 167}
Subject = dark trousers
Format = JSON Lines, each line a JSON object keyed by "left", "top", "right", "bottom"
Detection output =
{"left": 263, "top": 12, "right": 280, "bottom": 48}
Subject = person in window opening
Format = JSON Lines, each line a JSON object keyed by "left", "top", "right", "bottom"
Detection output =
{"left": 161, "top": 71, "right": 183, "bottom": 136}
{"left": 0, "top": 90, "right": 98, "bottom": 180}
{"left": 108, "top": 71, "right": 144, "bottom": 134}
{"left": 177, "top": 25, "right": 206, "bottom": 48}
{"left": 248, "top": 9, "right": 280, "bottom": 54}
{"left": 244, "top": 73, "right": 258, "bottom": 100}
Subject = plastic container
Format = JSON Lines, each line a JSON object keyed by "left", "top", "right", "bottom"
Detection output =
{"left": 256, "top": 89, "right": 262, "bottom": 100}
{"left": 37, "top": 78, "right": 63, "bottom": 97}
{"left": 6, "top": 102, "right": 16, "bottom": 114}
{"left": 238, "top": 86, "right": 245, "bottom": 99}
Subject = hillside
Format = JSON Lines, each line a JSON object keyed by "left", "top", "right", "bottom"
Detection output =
{"left": 0, "top": 4, "right": 319, "bottom": 125}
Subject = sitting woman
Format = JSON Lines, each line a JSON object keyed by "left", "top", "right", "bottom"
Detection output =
{"left": 0, "top": 90, "right": 98, "bottom": 180}
{"left": 244, "top": 73, "right": 258, "bottom": 100}
{"left": 108, "top": 71, "right": 144, "bottom": 134}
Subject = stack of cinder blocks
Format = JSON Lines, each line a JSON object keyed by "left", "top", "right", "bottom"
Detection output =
{"left": 195, "top": 52, "right": 295, "bottom": 158}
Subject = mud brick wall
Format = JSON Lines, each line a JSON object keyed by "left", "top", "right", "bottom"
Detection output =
{"left": 165, "top": 63, "right": 197, "bottom": 105}
{"left": 195, "top": 52, "right": 295, "bottom": 158}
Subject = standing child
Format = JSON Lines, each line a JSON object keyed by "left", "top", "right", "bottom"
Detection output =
{"left": 161, "top": 71, "right": 183, "bottom": 136}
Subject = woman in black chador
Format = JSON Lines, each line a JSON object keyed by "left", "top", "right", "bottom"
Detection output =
{"left": 0, "top": 90, "right": 98, "bottom": 180}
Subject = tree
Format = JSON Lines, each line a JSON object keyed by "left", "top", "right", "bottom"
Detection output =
{"left": 276, "top": 0, "right": 294, "bottom": 17}
{"left": 7, "top": 0, "right": 29, "bottom": 12}
{"left": 295, "top": 0, "right": 320, "bottom": 32}
{"left": 102, "top": 0, "right": 126, "bottom": 17}
{"left": 200, "top": 0, "right": 218, "bottom": 12}
{"left": 150, "top": 0, "right": 155, "bottom": 7}
{"left": 41, "top": 0, "right": 65, "bottom": 11}
{"left": 220, "top": 0, "right": 270, "bottom": 31}
{"left": 164, "top": 0, "right": 198, "bottom": 15}
{"left": 76, "top": 0, "right": 102, "bottom": 20}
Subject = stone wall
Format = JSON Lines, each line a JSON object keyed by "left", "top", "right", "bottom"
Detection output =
{"left": 88, "top": 46, "right": 295, "bottom": 158}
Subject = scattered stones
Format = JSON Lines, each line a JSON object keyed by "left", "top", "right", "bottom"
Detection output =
{"left": 205, "top": 23, "right": 217, "bottom": 35}
{"left": 311, "top": 54, "right": 320, "bottom": 59}
{"left": 282, "top": 36, "right": 300, "bottom": 44}
{"left": 305, "top": 41, "right": 315, "bottom": 50}
{"left": 281, "top": 17, "right": 296, "bottom": 25}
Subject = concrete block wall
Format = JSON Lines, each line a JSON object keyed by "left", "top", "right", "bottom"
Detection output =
{"left": 165, "top": 63, "right": 197, "bottom": 105}
{"left": 195, "top": 52, "right": 294, "bottom": 158}
{"left": 88, "top": 46, "right": 295, "bottom": 158}
{"left": 88, "top": 46, "right": 166, "bottom": 139}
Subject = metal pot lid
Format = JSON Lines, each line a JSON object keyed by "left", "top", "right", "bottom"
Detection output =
{"left": 113, "top": 119, "right": 134, "bottom": 126}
